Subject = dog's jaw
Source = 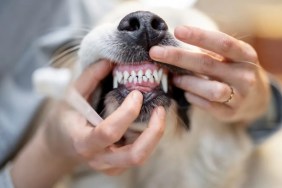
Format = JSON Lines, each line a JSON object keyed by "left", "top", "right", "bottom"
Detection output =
{"left": 78, "top": 11, "right": 180, "bottom": 129}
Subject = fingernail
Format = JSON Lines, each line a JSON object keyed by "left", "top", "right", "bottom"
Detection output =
{"left": 150, "top": 46, "right": 166, "bottom": 59}
{"left": 131, "top": 90, "right": 143, "bottom": 102}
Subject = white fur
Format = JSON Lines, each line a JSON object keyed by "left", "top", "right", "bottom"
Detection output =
{"left": 58, "top": 1, "right": 281, "bottom": 188}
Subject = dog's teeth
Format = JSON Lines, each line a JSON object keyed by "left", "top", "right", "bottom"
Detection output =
{"left": 128, "top": 76, "right": 133, "bottom": 83}
{"left": 161, "top": 74, "right": 168, "bottom": 93}
{"left": 138, "top": 70, "right": 143, "bottom": 78}
{"left": 153, "top": 70, "right": 159, "bottom": 83}
{"left": 117, "top": 71, "right": 122, "bottom": 83}
{"left": 149, "top": 76, "right": 154, "bottom": 83}
{"left": 131, "top": 71, "right": 136, "bottom": 78}
{"left": 143, "top": 76, "right": 148, "bottom": 82}
{"left": 158, "top": 69, "right": 163, "bottom": 81}
{"left": 145, "top": 69, "right": 152, "bottom": 79}
{"left": 113, "top": 76, "right": 118, "bottom": 88}
{"left": 123, "top": 71, "right": 129, "bottom": 81}
{"left": 134, "top": 77, "right": 138, "bottom": 84}
{"left": 138, "top": 76, "right": 142, "bottom": 84}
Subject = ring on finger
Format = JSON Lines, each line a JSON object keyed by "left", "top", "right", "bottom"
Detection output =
{"left": 222, "top": 85, "right": 234, "bottom": 104}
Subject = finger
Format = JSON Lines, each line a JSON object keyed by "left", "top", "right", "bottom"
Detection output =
{"left": 150, "top": 45, "right": 258, "bottom": 93}
{"left": 88, "top": 156, "right": 127, "bottom": 175}
{"left": 173, "top": 75, "right": 240, "bottom": 103}
{"left": 82, "top": 91, "right": 143, "bottom": 151}
{"left": 75, "top": 60, "right": 112, "bottom": 98}
{"left": 130, "top": 106, "right": 166, "bottom": 162}
{"left": 174, "top": 25, "right": 258, "bottom": 62}
{"left": 88, "top": 107, "right": 166, "bottom": 167}
{"left": 150, "top": 45, "right": 228, "bottom": 79}
{"left": 184, "top": 92, "right": 236, "bottom": 121}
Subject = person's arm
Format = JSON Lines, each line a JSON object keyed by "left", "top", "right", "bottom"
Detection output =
{"left": 10, "top": 61, "right": 166, "bottom": 188}
{"left": 11, "top": 127, "right": 75, "bottom": 188}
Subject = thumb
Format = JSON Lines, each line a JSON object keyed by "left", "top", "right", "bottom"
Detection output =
{"left": 75, "top": 60, "right": 112, "bottom": 98}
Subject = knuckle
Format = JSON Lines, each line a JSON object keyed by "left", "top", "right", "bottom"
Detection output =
{"left": 74, "top": 143, "right": 92, "bottom": 159}
{"left": 220, "top": 37, "right": 234, "bottom": 52}
{"left": 170, "top": 49, "right": 184, "bottom": 64}
{"left": 99, "top": 127, "right": 121, "bottom": 144}
{"left": 192, "top": 28, "right": 204, "bottom": 43}
{"left": 129, "top": 151, "right": 146, "bottom": 166}
{"left": 242, "top": 71, "right": 256, "bottom": 88}
{"left": 210, "top": 83, "right": 230, "bottom": 101}
{"left": 199, "top": 54, "right": 215, "bottom": 74}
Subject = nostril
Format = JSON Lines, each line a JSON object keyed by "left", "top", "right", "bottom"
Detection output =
{"left": 151, "top": 17, "right": 168, "bottom": 31}
{"left": 118, "top": 17, "right": 140, "bottom": 32}
{"left": 117, "top": 11, "right": 169, "bottom": 50}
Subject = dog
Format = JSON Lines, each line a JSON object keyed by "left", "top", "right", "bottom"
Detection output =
{"left": 54, "top": 1, "right": 282, "bottom": 188}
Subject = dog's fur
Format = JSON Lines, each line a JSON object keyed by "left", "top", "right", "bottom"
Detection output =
{"left": 55, "top": 1, "right": 282, "bottom": 188}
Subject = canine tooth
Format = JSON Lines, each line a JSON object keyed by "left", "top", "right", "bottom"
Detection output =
{"left": 123, "top": 71, "right": 129, "bottom": 81}
{"left": 138, "top": 70, "right": 143, "bottom": 78}
{"left": 153, "top": 70, "right": 159, "bottom": 83}
{"left": 158, "top": 69, "right": 163, "bottom": 80}
{"left": 131, "top": 70, "right": 136, "bottom": 78}
{"left": 113, "top": 76, "right": 118, "bottom": 88}
{"left": 117, "top": 71, "right": 122, "bottom": 83}
{"left": 161, "top": 74, "right": 168, "bottom": 93}
{"left": 145, "top": 69, "right": 152, "bottom": 78}
{"left": 128, "top": 76, "right": 133, "bottom": 83}
{"left": 143, "top": 76, "right": 148, "bottom": 82}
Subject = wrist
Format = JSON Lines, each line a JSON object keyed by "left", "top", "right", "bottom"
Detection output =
{"left": 11, "top": 126, "right": 76, "bottom": 188}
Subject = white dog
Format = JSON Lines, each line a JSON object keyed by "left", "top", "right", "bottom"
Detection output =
{"left": 56, "top": 1, "right": 282, "bottom": 188}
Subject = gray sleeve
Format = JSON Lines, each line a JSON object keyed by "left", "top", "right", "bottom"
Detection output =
{"left": 0, "top": 163, "right": 14, "bottom": 188}
{"left": 248, "top": 81, "right": 282, "bottom": 143}
{"left": 0, "top": 0, "right": 74, "bottom": 167}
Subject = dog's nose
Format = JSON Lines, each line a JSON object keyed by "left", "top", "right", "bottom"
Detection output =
{"left": 118, "top": 11, "right": 168, "bottom": 50}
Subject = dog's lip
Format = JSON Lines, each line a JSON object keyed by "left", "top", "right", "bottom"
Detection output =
{"left": 117, "top": 85, "right": 164, "bottom": 104}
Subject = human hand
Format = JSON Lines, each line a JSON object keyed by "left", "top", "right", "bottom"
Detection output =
{"left": 45, "top": 60, "right": 166, "bottom": 175}
{"left": 149, "top": 25, "right": 270, "bottom": 124}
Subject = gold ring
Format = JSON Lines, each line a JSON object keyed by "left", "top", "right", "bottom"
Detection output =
{"left": 223, "top": 85, "right": 234, "bottom": 104}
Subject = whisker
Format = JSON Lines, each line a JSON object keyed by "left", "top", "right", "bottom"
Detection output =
{"left": 229, "top": 32, "right": 253, "bottom": 41}
{"left": 51, "top": 45, "right": 80, "bottom": 67}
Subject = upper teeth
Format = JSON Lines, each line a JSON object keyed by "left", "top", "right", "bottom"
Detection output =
{"left": 113, "top": 68, "right": 168, "bottom": 93}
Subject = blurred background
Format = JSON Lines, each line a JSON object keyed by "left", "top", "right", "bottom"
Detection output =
{"left": 195, "top": 0, "right": 282, "bottom": 81}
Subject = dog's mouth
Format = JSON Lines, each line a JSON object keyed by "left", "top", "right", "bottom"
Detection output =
{"left": 105, "top": 60, "right": 171, "bottom": 123}
{"left": 113, "top": 61, "right": 168, "bottom": 94}
{"left": 79, "top": 10, "right": 190, "bottom": 128}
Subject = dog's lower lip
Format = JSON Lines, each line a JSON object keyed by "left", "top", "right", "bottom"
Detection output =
{"left": 116, "top": 86, "right": 165, "bottom": 104}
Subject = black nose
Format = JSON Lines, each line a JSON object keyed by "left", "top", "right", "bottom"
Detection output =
{"left": 117, "top": 11, "right": 168, "bottom": 50}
